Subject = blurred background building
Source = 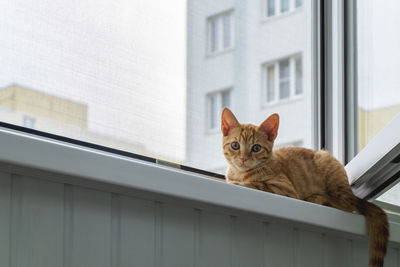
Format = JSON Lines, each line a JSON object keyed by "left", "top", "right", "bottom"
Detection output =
{"left": 186, "top": 0, "right": 312, "bottom": 173}
{"left": 0, "top": 84, "right": 145, "bottom": 155}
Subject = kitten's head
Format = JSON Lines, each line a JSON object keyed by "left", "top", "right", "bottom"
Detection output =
{"left": 221, "top": 108, "right": 279, "bottom": 172}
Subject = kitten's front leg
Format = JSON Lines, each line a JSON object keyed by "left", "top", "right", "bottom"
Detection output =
{"left": 265, "top": 175, "right": 300, "bottom": 199}
{"left": 227, "top": 180, "right": 258, "bottom": 190}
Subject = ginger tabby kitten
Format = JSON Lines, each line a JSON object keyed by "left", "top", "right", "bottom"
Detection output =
{"left": 221, "top": 108, "right": 388, "bottom": 267}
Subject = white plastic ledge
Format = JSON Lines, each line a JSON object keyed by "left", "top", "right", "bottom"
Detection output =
{"left": 0, "top": 127, "right": 399, "bottom": 242}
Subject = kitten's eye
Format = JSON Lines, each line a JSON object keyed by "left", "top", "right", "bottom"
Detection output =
{"left": 230, "top": 142, "right": 240, "bottom": 150}
{"left": 251, "top": 144, "right": 262, "bottom": 153}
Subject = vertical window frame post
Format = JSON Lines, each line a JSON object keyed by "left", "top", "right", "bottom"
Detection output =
{"left": 316, "top": 0, "right": 346, "bottom": 162}
{"left": 344, "top": 0, "right": 358, "bottom": 163}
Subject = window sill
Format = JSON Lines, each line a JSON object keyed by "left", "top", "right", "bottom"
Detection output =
{"left": 0, "top": 126, "right": 399, "bottom": 242}
{"left": 261, "top": 94, "right": 304, "bottom": 109}
{"left": 206, "top": 47, "right": 235, "bottom": 59}
{"left": 261, "top": 7, "right": 304, "bottom": 24}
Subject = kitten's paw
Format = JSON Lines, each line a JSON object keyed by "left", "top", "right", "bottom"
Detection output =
{"left": 230, "top": 181, "right": 257, "bottom": 189}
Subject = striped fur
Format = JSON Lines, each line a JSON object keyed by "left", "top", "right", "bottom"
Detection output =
{"left": 221, "top": 108, "right": 389, "bottom": 267}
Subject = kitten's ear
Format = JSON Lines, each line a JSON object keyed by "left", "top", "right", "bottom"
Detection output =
{"left": 259, "top": 113, "right": 279, "bottom": 141}
{"left": 221, "top": 108, "right": 239, "bottom": 136}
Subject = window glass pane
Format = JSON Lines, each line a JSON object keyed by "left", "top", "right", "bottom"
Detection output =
{"left": 279, "top": 81, "right": 290, "bottom": 99}
{"left": 222, "top": 90, "right": 230, "bottom": 108}
{"left": 267, "top": 66, "right": 275, "bottom": 102}
{"left": 279, "top": 59, "right": 290, "bottom": 99}
{"left": 210, "top": 18, "right": 218, "bottom": 52}
{"left": 279, "top": 59, "right": 290, "bottom": 78}
{"left": 208, "top": 95, "right": 218, "bottom": 129}
{"left": 1, "top": 1, "right": 186, "bottom": 163}
{"left": 223, "top": 14, "right": 231, "bottom": 49}
{"left": 355, "top": 0, "right": 400, "bottom": 204}
{"left": 296, "top": 0, "right": 303, "bottom": 8}
{"left": 281, "top": 0, "right": 290, "bottom": 13}
{"left": 267, "top": 0, "right": 276, "bottom": 17}
{"left": 1, "top": 1, "right": 315, "bottom": 175}
{"left": 295, "top": 56, "right": 303, "bottom": 95}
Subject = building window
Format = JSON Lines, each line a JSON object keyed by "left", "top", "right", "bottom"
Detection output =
{"left": 279, "top": 59, "right": 290, "bottom": 100}
{"left": 210, "top": 20, "right": 218, "bottom": 52}
{"left": 208, "top": 95, "right": 218, "bottom": 129}
{"left": 295, "top": 56, "right": 303, "bottom": 95}
{"left": 207, "top": 89, "right": 232, "bottom": 130}
{"left": 207, "top": 11, "right": 234, "bottom": 54}
{"left": 1, "top": 0, "right": 318, "bottom": 178}
{"left": 222, "top": 14, "right": 232, "bottom": 49}
{"left": 281, "top": 0, "right": 290, "bottom": 13}
{"left": 266, "top": 66, "right": 276, "bottom": 102}
{"left": 267, "top": 0, "right": 276, "bottom": 17}
{"left": 221, "top": 90, "right": 230, "bottom": 107}
{"left": 23, "top": 116, "right": 36, "bottom": 129}
{"left": 265, "top": 0, "right": 302, "bottom": 18}
{"left": 264, "top": 54, "right": 303, "bottom": 104}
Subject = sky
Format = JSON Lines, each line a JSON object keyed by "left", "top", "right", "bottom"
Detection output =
{"left": 0, "top": 0, "right": 187, "bottom": 162}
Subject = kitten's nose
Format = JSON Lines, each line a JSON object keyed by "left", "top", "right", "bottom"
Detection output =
{"left": 240, "top": 157, "right": 248, "bottom": 163}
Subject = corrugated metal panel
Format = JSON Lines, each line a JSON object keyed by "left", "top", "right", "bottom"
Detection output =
{"left": 199, "top": 211, "right": 232, "bottom": 267}
{"left": 0, "top": 171, "right": 399, "bottom": 267}
{"left": 11, "top": 175, "right": 64, "bottom": 267}
{"left": 264, "top": 222, "right": 296, "bottom": 267}
{"left": 162, "top": 204, "right": 194, "bottom": 267}
{"left": 384, "top": 248, "right": 399, "bottom": 267}
{"left": 119, "top": 195, "right": 155, "bottom": 267}
{"left": 0, "top": 172, "right": 11, "bottom": 267}
{"left": 234, "top": 217, "right": 264, "bottom": 267}
{"left": 322, "top": 235, "right": 351, "bottom": 267}
{"left": 71, "top": 187, "right": 111, "bottom": 267}
{"left": 352, "top": 239, "right": 369, "bottom": 267}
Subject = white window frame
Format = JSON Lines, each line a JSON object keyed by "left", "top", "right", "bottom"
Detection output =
{"left": 345, "top": 113, "right": 400, "bottom": 200}
{"left": 207, "top": 10, "right": 235, "bottom": 55}
{"left": 262, "top": 54, "right": 303, "bottom": 106}
{"left": 264, "top": 0, "right": 303, "bottom": 19}
{"left": 206, "top": 89, "right": 232, "bottom": 132}
{"left": 323, "top": 0, "right": 400, "bottom": 206}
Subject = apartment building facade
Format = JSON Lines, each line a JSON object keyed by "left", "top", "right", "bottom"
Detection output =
{"left": 186, "top": 0, "right": 313, "bottom": 173}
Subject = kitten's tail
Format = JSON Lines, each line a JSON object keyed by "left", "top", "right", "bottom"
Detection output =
{"left": 357, "top": 198, "right": 389, "bottom": 267}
